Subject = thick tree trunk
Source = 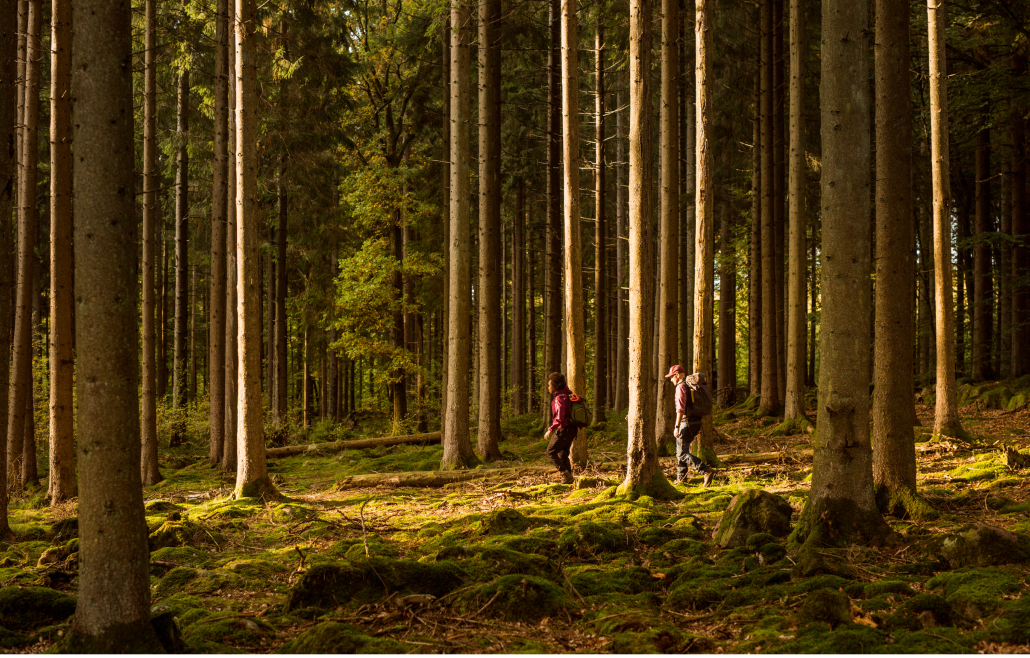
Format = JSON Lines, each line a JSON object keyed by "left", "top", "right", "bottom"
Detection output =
{"left": 655, "top": 0, "right": 679, "bottom": 455}
{"left": 619, "top": 0, "right": 679, "bottom": 500}
{"left": 442, "top": 0, "right": 476, "bottom": 470}
{"left": 222, "top": 13, "right": 238, "bottom": 471}
{"left": 691, "top": 0, "right": 716, "bottom": 463}
{"left": 972, "top": 126, "right": 994, "bottom": 381}
{"left": 1012, "top": 57, "right": 1029, "bottom": 377}
{"left": 234, "top": 0, "right": 277, "bottom": 499}
{"left": 208, "top": 0, "right": 228, "bottom": 464}
{"left": 783, "top": 0, "right": 806, "bottom": 421}
{"left": 67, "top": 0, "right": 162, "bottom": 643}
{"left": 50, "top": 0, "right": 77, "bottom": 498}
{"left": 477, "top": 0, "right": 502, "bottom": 461}
{"left": 0, "top": 0, "right": 18, "bottom": 535}
{"left": 7, "top": 0, "right": 40, "bottom": 487}
{"left": 615, "top": 82, "right": 629, "bottom": 411}
{"left": 172, "top": 63, "right": 190, "bottom": 436}
{"left": 928, "top": 0, "right": 964, "bottom": 440}
{"left": 872, "top": 0, "right": 928, "bottom": 518}
{"left": 793, "top": 0, "right": 891, "bottom": 550}
{"left": 512, "top": 179, "right": 526, "bottom": 414}
{"left": 679, "top": 10, "right": 695, "bottom": 378}
{"left": 750, "top": 45, "right": 761, "bottom": 400}
{"left": 562, "top": 0, "right": 588, "bottom": 466}
{"left": 274, "top": 177, "right": 288, "bottom": 422}
{"left": 718, "top": 206, "right": 736, "bottom": 406}
{"left": 758, "top": 0, "right": 779, "bottom": 415}
{"left": 593, "top": 16, "right": 607, "bottom": 425}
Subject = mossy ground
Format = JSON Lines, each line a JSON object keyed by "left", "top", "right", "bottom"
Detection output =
{"left": 3, "top": 386, "right": 1030, "bottom": 652}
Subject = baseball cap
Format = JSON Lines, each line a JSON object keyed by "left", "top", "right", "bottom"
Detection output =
{"left": 664, "top": 364, "right": 685, "bottom": 379}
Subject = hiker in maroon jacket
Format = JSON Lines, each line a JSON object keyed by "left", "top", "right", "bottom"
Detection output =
{"left": 666, "top": 364, "right": 716, "bottom": 487}
{"left": 544, "top": 372, "right": 576, "bottom": 484}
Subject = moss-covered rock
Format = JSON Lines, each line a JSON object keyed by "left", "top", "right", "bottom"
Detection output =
{"left": 150, "top": 545, "right": 214, "bottom": 568}
{"left": 1005, "top": 392, "right": 1028, "bottom": 412}
{"left": 148, "top": 520, "right": 202, "bottom": 551}
{"left": 558, "top": 521, "right": 630, "bottom": 557}
{"left": 436, "top": 545, "right": 558, "bottom": 581}
{"left": 637, "top": 526, "right": 678, "bottom": 547}
{"left": 569, "top": 500, "right": 666, "bottom": 527}
{"left": 658, "top": 538, "right": 707, "bottom": 558}
{"left": 863, "top": 580, "right": 915, "bottom": 599}
{"left": 980, "top": 387, "right": 1013, "bottom": 409}
{"left": 476, "top": 508, "right": 532, "bottom": 535}
{"left": 926, "top": 567, "right": 1022, "bottom": 619}
{"left": 275, "top": 621, "right": 408, "bottom": 653}
{"left": 455, "top": 574, "right": 572, "bottom": 621}
{"left": 145, "top": 500, "right": 184, "bottom": 514}
{"left": 151, "top": 610, "right": 186, "bottom": 653}
{"left": 0, "top": 586, "right": 76, "bottom": 630}
{"left": 482, "top": 534, "right": 558, "bottom": 556}
{"left": 712, "top": 489, "right": 793, "bottom": 548}
{"left": 568, "top": 565, "right": 659, "bottom": 597}
{"left": 48, "top": 517, "right": 78, "bottom": 542}
{"left": 667, "top": 582, "right": 724, "bottom": 610}
{"left": 287, "top": 558, "right": 465, "bottom": 610}
{"left": 182, "top": 615, "right": 269, "bottom": 648}
{"left": 155, "top": 566, "right": 200, "bottom": 596}
{"left": 887, "top": 593, "right": 954, "bottom": 630}
{"left": 670, "top": 515, "right": 704, "bottom": 540}
{"left": 927, "top": 525, "right": 1030, "bottom": 569}
{"left": 222, "top": 558, "right": 288, "bottom": 579}
{"left": 758, "top": 542, "right": 787, "bottom": 563}
{"left": 797, "top": 588, "right": 851, "bottom": 629}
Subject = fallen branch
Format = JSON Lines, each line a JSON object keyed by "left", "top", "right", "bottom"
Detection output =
{"left": 716, "top": 449, "right": 813, "bottom": 465}
{"left": 333, "top": 465, "right": 555, "bottom": 490}
{"left": 266, "top": 429, "right": 477, "bottom": 460}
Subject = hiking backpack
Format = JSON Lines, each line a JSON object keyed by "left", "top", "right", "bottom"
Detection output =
{"left": 567, "top": 393, "right": 592, "bottom": 428}
{"left": 684, "top": 373, "right": 713, "bottom": 418}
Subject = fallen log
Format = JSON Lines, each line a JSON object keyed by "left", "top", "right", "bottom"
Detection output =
{"left": 266, "top": 430, "right": 458, "bottom": 459}
{"left": 333, "top": 465, "right": 555, "bottom": 490}
{"left": 716, "top": 449, "right": 814, "bottom": 465}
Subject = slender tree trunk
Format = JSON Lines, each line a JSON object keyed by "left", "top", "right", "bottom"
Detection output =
{"left": 718, "top": 205, "right": 736, "bottom": 405}
{"left": 783, "top": 0, "right": 806, "bottom": 422}
{"left": 0, "top": 0, "right": 18, "bottom": 535}
{"left": 593, "top": 16, "right": 607, "bottom": 424}
{"left": 234, "top": 0, "right": 277, "bottom": 498}
{"left": 773, "top": 0, "right": 786, "bottom": 404}
{"left": 512, "top": 179, "right": 526, "bottom": 413}
{"left": 67, "top": 0, "right": 162, "bottom": 642}
{"left": 477, "top": 0, "right": 502, "bottom": 461}
{"left": 442, "top": 0, "right": 476, "bottom": 470}
{"left": 872, "top": 0, "right": 927, "bottom": 517}
{"left": 208, "top": 0, "right": 228, "bottom": 463}
{"left": 158, "top": 233, "right": 168, "bottom": 398}
{"left": 615, "top": 81, "right": 629, "bottom": 411}
{"left": 543, "top": 0, "right": 562, "bottom": 423}
{"left": 222, "top": 9, "right": 238, "bottom": 471}
{"left": 1012, "top": 55, "right": 1029, "bottom": 377}
{"left": 620, "top": 0, "right": 679, "bottom": 500}
{"left": 561, "top": 0, "right": 588, "bottom": 465}
{"left": 793, "top": 0, "right": 890, "bottom": 549}
{"left": 807, "top": 235, "right": 816, "bottom": 386}
{"left": 440, "top": 21, "right": 451, "bottom": 434}
{"left": 758, "top": 0, "right": 779, "bottom": 415}
{"left": 189, "top": 265, "right": 197, "bottom": 403}
{"left": 956, "top": 190, "right": 968, "bottom": 375}
{"left": 691, "top": 0, "right": 716, "bottom": 463}
{"left": 528, "top": 209, "right": 538, "bottom": 411}
{"left": 7, "top": 0, "right": 41, "bottom": 487}
{"left": 50, "top": 0, "right": 77, "bottom": 498}
{"left": 679, "top": 6, "right": 695, "bottom": 377}
{"left": 172, "top": 61, "right": 190, "bottom": 442}
{"left": 1000, "top": 169, "right": 1011, "bottom": 378}
{"left": 274, "top": 176, "right": 288, "bottom": 421}
{"left": 749, "top": 42, "right": 762, "bottom": 400}
{"left": 655, "top": 0, "right": 679, "bottom": 454}
{"left": 302, "top": 328, "right": 313, "bottom": 427}
{"left": 139, "top": 0, "right": 161, "bottom": 486}
{"left": 391, "top": 218, "right": 407, "bottom": 432}
{"left": 972, "top": 126, "right": 994, "bottom": 380}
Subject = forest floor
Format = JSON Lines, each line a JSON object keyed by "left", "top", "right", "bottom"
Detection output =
{"left": 2, "top": 381, "right": 1030, "bottom": 654}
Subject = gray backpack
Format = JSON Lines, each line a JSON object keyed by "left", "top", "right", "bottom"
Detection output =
{"left": 684, "top": 373, "right": 713, "bottom": 418}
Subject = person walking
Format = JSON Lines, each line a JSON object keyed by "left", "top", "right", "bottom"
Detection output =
{"left": 544, "top": 372, "right": 577, "bottom": 484}
{"left": 666, "top": 365, "right": 716, "bottom": 486}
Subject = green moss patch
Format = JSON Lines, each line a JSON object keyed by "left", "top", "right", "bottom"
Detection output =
{"left": 0, "top": 586, "right": 76, "bottom": 630}
{"left": 568, "top": 565, "right": 659, "bottom": 597}
{"left": 274, "top": 621, "right": 409, "bottom": 653}
{"left": 287, "top": 558, "right": 465, "bottom": 610}
{"left": 455, "top": 574, "right": 572, "bottom": 621}
{"left": 155, "top": 566, "right": 200, "bottom": 596}
{"left": 797, "top": 588, "right": 851, "bottom": 628}
{"left": 926, "top": 567, "right": 1023, "bottom": 619}
{"left": 558, "top": 521, "right": 631, "bottom": 558}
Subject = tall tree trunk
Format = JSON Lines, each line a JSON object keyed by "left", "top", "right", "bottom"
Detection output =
{"left": 758, "top": 0, "right": 779, "bottom": 415}
{"left": 391, "top": 218, "right": 407, "bottom": 432}
{"left": 793, "top": 0, "right": 890, "bottom": 549}
{"left": 783, "top": 0, "right": 806, "bottom": 422}
{"left": 0, "top": 0, "right": 18, "bottom": 535}
{"left": 158, "top": 233, "right": 169, "bottom": 398}
{"left": 328, "top": 249, "right": 339, "bottom": 419}
{"left": 50, "top": 0, "right": 77, "bottom": 498}
{"left": 7, "top": 0, "right": 41, "bottom": 487}
{"left": 528, "top": 210, "right": 538, "bottom": 411}
{"left": 442, "top": 0, "right": 476, "bottom": 470}
{"left": 440, "top": 21, "right": 451, "bottom": 435}
{"left": 477, "top": 0, "right": 502, "bottom": 461}
{"left": 189, "top": 265, "right": 197, "bottom": 403}
{"left": 67, "top": 0, "right": 162, "bottom": 642}
{"left": 562, "top": 0, "right": 588, "bottom": 466}
{"left": 619, "top": 0, "right": 679, "bottom": 500}
{"left": 718, "top": 206, "right": 736, "bottom": 405}
{"left": 234, "top": 0, "right": 277, "bottom": 498}
{"left": 679, "top": 7, "right": 695, "bottom": 378}
{"left": 999, "top": 168, "right": 1011, "bottom": 378}
{"left": 1012, "top": 55, "right": 1029, "bottom": 377}
{"left": 773, "top": 0, "right": 786, "bottom": 404}
{"left": 655, "top": 0, "right": 678, "bottom": 455}
{"left": 139, "top": 0, "right": 161, "bottom": 486}
{"left": 615, "top": 81, "right": 629, "bottom": 411}
{"left": 172, "top": 62, "right": 190, "bottom": 442}
{"left": 274, "top": 176, "right": 288, "bottom": 421}
{"left": 222, "top": 7, "right": 238, "bottom": 471}
{"left": 691, "top": 0, "right": 716, "bottom": 463}
{"left": 749, "top": 42, "right": 762, "bottom": 400}
{"left": 208, "top": 0, "right": 228, "bottom": 464}
{"left": 302, "top": 327, "right": 313, "bottom": 427}
{"left": 593, "top": 16, "right": 607, "bottom": 425}
{"left": 872, "top": 0, "right": 927, "bottom": 518}
{"left": 972, "top": 126, "right": 994, "bottom": 381}
{"left": 512, "top": 178, "right": 526, "bottom": 414}
{"left": 543, "top": 0, "right": 562, "bottom": 423}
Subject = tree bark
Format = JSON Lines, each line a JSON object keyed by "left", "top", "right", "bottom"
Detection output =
{"left": 67, "top": 0, "right": 162, "bottom": 642}
{"left": 691, "top": 0, "right": 716, "bottom": 463}
{"left": 222, "top": 8, "right": 238, "bottom": 471}
{"left": 49, "top": 0, "right": 77, "bottom": 498}
{"left": 615, "top": 81, "right": 629, "bottom": 411}
{"left": 158, "top": 232, "right": 169, "bottom": 398}
{"left": 391, "top": 218, "right": 407, "bottom": 432}
{"left": 543, "top": 0, "right": 562, "bottom": 417}
{"left": 679, "top": 8, "right": 695, "bottom": 378}
{"left": 208, "top": 0, "right": 228, "bottom": 464}
{"left": 274, "top": 175, "right": 288, "bottom": 422}
{"left": 773, "top": 0, "right": 786, "bottom": 404}
{"left": 234, "top": 0, "right": 277, "bottom": 498}
{"left": 189, "top": 265, "right": 197, "bottom": 404}
{"left": 928, "top": 0, "right": 964, "bottom": 440}
{"left": 749, "top": 40, "right": 761, "bottom": 400}
{"left": 783, "top": 0, "right": 806, "bottom": 421}
{"left": 477, "top": 0, "right": 502, "bottom": 461}
{"left": 593, "top": 15, "right": 607, "bottom": 425}
{"left": 718, "top": 204, "right": 736, "bottom": 406}
{"left": 440, "top": 21, "right": 451, "bottom": 435}
{"left": 758, "top": 0, "right": 779, "bottom": 415}
{"left": 512, "top": 179, "right": 526, "bottom": 414}
{"left": 619, "top": 0, "right": 679, "bottom": 500}
{"left": 1012, "top": 55, "right": 1029, "bottom": 377}
{"left": 655, "top": 0, "right": 679, "bottom": 455}
{"left": 972, "top": 126, "right": 994, "bottom": 381}
{"left": 7, "top": 0, "right": 40, "bottom": 487}
{"left": 562, "top": 0, "right": 588, "bottom": 466}
{"left": 0, "top": 0, "right": 18, "bottom": 535}
{"left": 793, "top": 0, "right": 891, "bottom": 549}
{"left": 442, "top": 0, "right": 477, "bottom": 470}
{"left": 172, "top": 61, "right": 190, "bottom": 435}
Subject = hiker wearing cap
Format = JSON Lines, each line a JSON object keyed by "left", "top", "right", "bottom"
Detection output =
{"left": 544, "top": 372, "right": 577, "bottom": 485}
{"left": 665, "top": 365, "right": 716, "bottom": 487}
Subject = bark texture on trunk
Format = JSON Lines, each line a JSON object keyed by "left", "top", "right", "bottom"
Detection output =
{"left": 67, "top": 0, "right": 162, "bottom": 642}
{"left": 615, "top": 83, "right": 629, "bottom": 411}
{"left": 173, "top": 63, "right": 190, "bottom": 430}
{"left": 750, "top": 46, "right": 761, "bottom": 399}
{"left": 208, "top": 0, "right": 229, "bottom": 464}
{"left": 274, "top": 178, "right": 288, "bottom": 421}
{"left": 1013, "top": 56, "right": 1030, "bottom": 377}
{"left": 593, "top": 16, "right": 607, "bottom": 425}
{"left": 50, "top": 0, "right": 78, "bottom": 498}
{"left": 477, "top": 0, "right": 502, "bottom": 461}
{"left": 222, "top": 7, "right": 238, "bottom": 472}
{"left": 783, "top": 0, "right": 806, "bottom": 421}
{"left": 543, "top": 0, "right": 562, "bottom": 418}
{"left": 718, "top": 206, "right": 736, "bottom": 406}
{"left": 793, "top": 0, "right": 890, "bottom": 550}
{"left": 512, "top": 181, "right": 526, "bottom": 414}
{"left": 972, "top": 126, "right": 994, "bottom": 381}
{"left": 758, "top": 0, "right": 779, "bottom": 415}
{"left": 0, "top": 0, "right": 17, "bottom": 535}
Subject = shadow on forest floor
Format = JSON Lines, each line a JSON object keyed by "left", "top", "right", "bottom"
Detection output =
{"left": 3, "top": 382, "right": 1030, "bottom": 653}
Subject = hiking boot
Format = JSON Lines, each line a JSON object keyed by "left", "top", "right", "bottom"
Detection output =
{"left": 560, "top": 470, "right": 575, "bottom": 485}
{"left": 702, "top": 467, "right": 716, "bottom": 488}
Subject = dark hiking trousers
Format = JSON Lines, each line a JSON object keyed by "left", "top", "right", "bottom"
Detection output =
{"left": 676, "top": 418, "right": 706, "bottom": 481}
{"left": 546, "top": 426, "right": 578, "bottom": 472}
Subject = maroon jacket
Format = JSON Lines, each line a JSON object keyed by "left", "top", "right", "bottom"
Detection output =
{"left": 548, "top": 386, "right": 573, "bottom": 433}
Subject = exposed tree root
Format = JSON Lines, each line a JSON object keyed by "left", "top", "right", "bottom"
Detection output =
{"left": 874, "top": 484, "right": 940, "bottom": 521}
{"left": 771, "top": 416, "right": 813, "bottom": 436}
{"left": 788, "top": 495, "right": 895, "bottom": 551}
{"left": 615, "top": 468, "right": 684, "bottom": 501}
